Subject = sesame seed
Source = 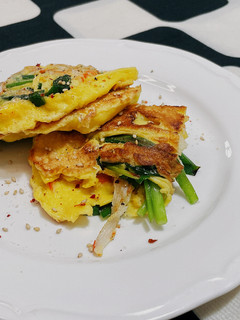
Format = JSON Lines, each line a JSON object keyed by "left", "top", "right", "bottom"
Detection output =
{"left": 76, "top": 163, "right": 83, "bottom": 167}
{"left": 87, "top": 243, "right": 93, "bottom": 252}
{"left": 25, "top": 223, "right": 31, "bottom": 230}
{"left": 33, "top": 227, "right": 40, "bottom": 232}
{"left": 135, "top": 140, "right": 138, "bottom": 145}
{"left": 119, "top": 111, "right": 123, "bottom": 115}
{"left": 132, "top": 134, "right": 137, "bottom": 138}
{"left": 2, "top": 227, "right": 8, "bottom": 232}
{"left": 13, "top": 190, "right": 17, "bottom": 195}
{"left": 11, "top": 177, "right": 16, "bottom": 182}
{"left": 100, "top": 137, "right": 105, "bottom": 142}
{"left": 117, "top": 121, "right": 122, "bottom": 126}
{"left": 77, "top": 252, "right": 83, "bottom": 258}
{"left": 4, "top": 191, "right": 9, "bottom": 195}
{"left": 4, "top": 180, "right": 11, "bottom": 184}
{"left": 56, "top": 228, "right": 62, "bottom": 234}
{"left": 52, "top": 208, "right": 57, "bottom": 212}
{"left": 19, "top": 188, "right": 24, "bottom": 194}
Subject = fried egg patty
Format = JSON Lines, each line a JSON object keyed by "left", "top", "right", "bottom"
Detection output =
{"left": 93, "top": 104, "right": 188, "bottom": 154}
{"left": 2, "top": 86, "right": 141, "bottom": 142}
{"left": 0, "top": 64, "right": 138, "bottom": 139}
{"left": 29, "top": 131, "right": 101, "bottom": 187}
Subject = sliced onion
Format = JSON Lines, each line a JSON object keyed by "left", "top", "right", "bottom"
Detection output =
{"left": 93, "top": 179, "right": 133, "bottom": 256}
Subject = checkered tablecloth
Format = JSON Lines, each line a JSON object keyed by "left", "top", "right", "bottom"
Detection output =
{"left": 1, "top": 1, "right": 240, "bottom": 319}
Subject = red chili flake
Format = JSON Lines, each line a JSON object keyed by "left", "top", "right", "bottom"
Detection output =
{"left": 111, "top": 230, "right": 116, "bottom": 240}
{"left": 148, "top": 239, "right": 157, "bottom": 244}
{"left": 75, "top": 183, "right": 80, "bottom": 189}
{"left": 74, "top": 200, "right": 86, "bottom": 207}
{"left": 50, "top": 94, "right": 54, "bottom": 98}
{"left": 90, "top": 194, "right": 96, "bottom": 199}
{"left": 92, "top": 240, "right": 96, "bottom": 250}
{"left": 40, "top": 93, "right": 45, "bottom": 96}
{"left": 36, "top": 63, "right": 41, "bottom": 67}
{"left": 0, "top": 235, "right": 1, "bottom": 238}
{"left": 83, "top": 72, "right": 90, "bottom": 79}
{"left": 6, "top": 214, "right": 11, "bottom": 218}
{"left": 40, "top": 69, "right": 45, "bottom": 74}
{"left": 48, "top": 182, "right": 54, "bottom": 191}
{"left": 30, "top": 198, "right": 36, "bottom": 203}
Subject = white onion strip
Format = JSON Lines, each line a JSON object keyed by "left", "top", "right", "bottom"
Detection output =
{"left": 93, "top": 179, "right": 133, "bottom": 256}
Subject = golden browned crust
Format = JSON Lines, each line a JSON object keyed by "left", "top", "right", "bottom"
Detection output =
{"left": 102, "top": 104, "right": 186, "bottom": 131}
{"left": 29, "top": 131, "right": 100, "bottom": 183}
{"left": 99, "top": 142, "right": 183, "bottom": 181}
{"left": 93, "top": 104, "right": 188, "bottom": 154}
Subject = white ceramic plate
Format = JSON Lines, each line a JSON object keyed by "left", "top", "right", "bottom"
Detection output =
{"left": 0, "top": 39, "right": 240, "bottom": 320}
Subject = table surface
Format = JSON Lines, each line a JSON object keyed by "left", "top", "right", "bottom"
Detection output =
{"left": 1, "top": 1, "right": 240, "bottom": 320}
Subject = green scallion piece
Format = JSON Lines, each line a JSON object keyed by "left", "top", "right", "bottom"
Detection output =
{"left": 45, "top": 74, "right": 71, "bottom": 96}
{"left": 149, "top": 180, "right": 167, "bottom": 225}
{"left": 179, "top": 153, "right": 200, "bottom": 176}
{"left": 104, "top": 135, "right": 155, "bottom": 147}
{"left": 6, "top": 79, "right": 34, "bottom": 88}
{"left": 100, "top": 205, "right": 111, "bottom": 218}
{"left": 92, "top": 206, "right": 100, "bottom": 216}
{"left": 104, "top": 164, "right": 140, "bottom": 180}
{"left": 22, "top": 74, "right": 35, "bottom": 80}
{"left": 29, "top": 91, "right": 46, "bottom": 107}
{"left": 144, "top": 180, "right": 154, "bottom": 223}
{"left": 137, "top": 201, "right": 147, "bottom": 217}
{"left": 144, "top": 180, "right": 167, "bottom": 225}
{"left": 176, "top": 170, "right": 199, "bottom": 204}
{"left": 92, "top": 204, "right": 111, "bottom": 218}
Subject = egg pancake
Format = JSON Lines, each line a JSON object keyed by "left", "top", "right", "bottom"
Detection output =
{"left": 93, "top": 104, "right": 188, "bottom": 154}
{"left": 28, "top": 102, "right": 185, "bottom": 222}
{"left": 28, "top": 130, "right": 150, "bottom": 220}
{"left": 29, "top": 131, "right": 101, "bottom": 187}
{"left": 30, "top": 165, "right": 114, "bottom": 223}
{"left": 2, "top": 86, "right": 141, "bottom": 142}
{"left": 0, "top": 64, "right": 138, "bottom": 140}
{"left": 99, "top": 142, "right": 183, "bottom": 182}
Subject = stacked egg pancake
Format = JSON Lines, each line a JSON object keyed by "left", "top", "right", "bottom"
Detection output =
{"left": 0, "top": 63, "right": 139, "bottom": 141}
{"left": 1, "top": 62, "right": 198, "bottom": 256}
{"left": 29, "top": 103, "right": 188, "bottom": 224}
{"left": 29, "top": 131, "right": 113, "bottom": 222}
